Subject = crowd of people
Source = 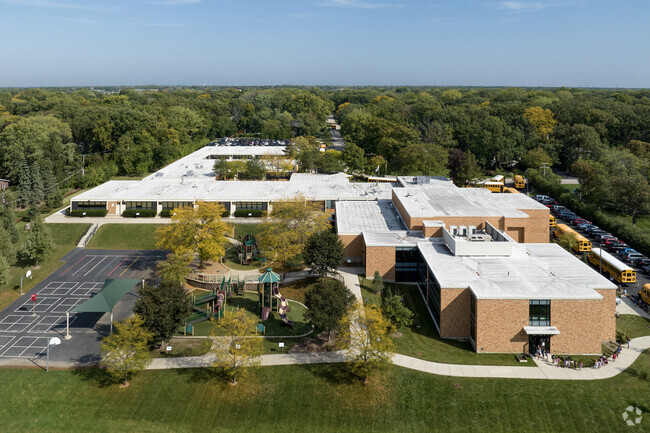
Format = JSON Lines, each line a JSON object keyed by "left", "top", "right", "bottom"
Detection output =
{"left": 534, "top": 339, "right": 631, "bottom": 370}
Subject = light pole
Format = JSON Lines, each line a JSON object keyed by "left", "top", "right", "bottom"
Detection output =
{"left": 46, "top": 337, "right": 61, "bottom": 372}
{"left": 20, "top": 270, "right": 32, "bottom": 296}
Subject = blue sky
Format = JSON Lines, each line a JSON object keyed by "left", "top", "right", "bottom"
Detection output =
{"left": 0, "top": 0, "right": 648, "bottom": 87}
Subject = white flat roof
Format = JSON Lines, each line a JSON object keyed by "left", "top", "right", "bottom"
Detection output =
{"left": 363, "top": 231, "right": 423, "bottom": 247}
{"left": 417, "top": 240, "right": 616, "bottom": 300}
{"left": 144, "top": 145, "right": 288, "bottom": 180}
{"left": 393, "top": 186, "right": 548, "bottom": 218}
{"left": 397, "top": 176, "right": 458, "bottom": 188}
{"left": 336, "top": 200, "right": 405, "bottom": 235}
{"left": 73, "top": 173, "right": 393, "bottom": 203}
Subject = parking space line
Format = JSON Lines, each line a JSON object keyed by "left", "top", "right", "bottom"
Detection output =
{"left": 94, "top": 255, "right": 119, "bottom": 278}
{"left": 107, "top": 256, "right": 129, "bottom": 277}
{"left": 84, "top": 256, "right": 107, "bottom": 277}
{"left": 72, "top": 256, "right": 99, "bottom": 276}
{"left": 119, "top": 256, "right": 140, "bottom": 277}
{"left": 60, "top": 255, "right": 88, "bottom": 276}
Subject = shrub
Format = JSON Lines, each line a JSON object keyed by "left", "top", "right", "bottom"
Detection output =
{"left": 222, "top": 210, "right": 230, "bottom": 218}
{"left": 122, "top": 209, "right": 157, "bottom": 218}
{"left": 67, "top": 209, "right": 108, "bottom": 217}
{"left": 234, "top": 209, "right": 266, "bottom": 218}
{"left": 283, "top": 255, "right": 303, "bottom": 269}
{"left": 616, "top": 330, "right": 630, "bottom": 344}
{"left": 159, "top": 209, "right": 172, "bottom": 218}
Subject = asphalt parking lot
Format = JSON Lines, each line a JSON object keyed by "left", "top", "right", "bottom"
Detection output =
{"left": 0, "top": 248, "right": 165, "bottom": 366}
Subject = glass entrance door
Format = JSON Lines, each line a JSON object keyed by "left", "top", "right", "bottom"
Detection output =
{"left": 529, "top": 335, "right": 551, "bottom": 354}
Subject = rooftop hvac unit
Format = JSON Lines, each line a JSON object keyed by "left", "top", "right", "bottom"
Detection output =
{"left": 186, "top": 170, "right": 194, "bottom": 177}
{"left": 155, "top": 172, "right": 164, "bottom": 177}
{"left": 468, "top": 233, "right": 492, "bottom": 242}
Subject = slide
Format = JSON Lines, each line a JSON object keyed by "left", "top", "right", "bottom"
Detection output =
{"left": 261, "top": 307, "right": 271, "bottom": 321}
{"left": 274, "top": 293, "right": 294, "bottom": 327}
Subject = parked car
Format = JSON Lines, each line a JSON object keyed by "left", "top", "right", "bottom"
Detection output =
{"left": 571, "top": 218, "right": 591, "bottom": 225}
{"left": 643, "top": 264, "right": 650, "bottom": 275}
{"left": 624, "top": 252, "right": 645, "bottom": 263}
{"left": 577, "top": 223, "right": 596, "bottom": 231}
{"left": 551, "top": 205, "right": 567, "bottom": 213}
{"left": 600, "top": 238, "right": 620, "bottom": 247}
{"left": 535, "top": 195, "right": 554, "bottom": 202}
{"left": 583, "top": 225, "right": 602, "bottom": 234}
{"left": 559, "top": 211, "right": 577, "bottom": 220}
{"left": 594, "top": 233, "right": 615, "bottom": 242}
{"left": 631, "top": 257, "right": 650, "bottom": 268}
{"left": 619, "top": 248, "right": 639, "bottom": 258}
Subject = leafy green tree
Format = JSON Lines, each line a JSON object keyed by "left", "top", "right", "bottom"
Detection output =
{"left": 134, "top": 281, "right": 191, "bottom": 344}
{"left": 0, "top": 226, "right": 16, "bottom": 264}
{"left": 303, "top": 231, "right": 345, "bottom": 277}
{"left": 337, "top": 303, "right": 395, "bottom": 383}
{"left": 611, "top": 174, "right": 650, "bottom": 226}
{"left": 371, "top": 271, "right": 384, "bottom": 295}
{"left": 571, "top": 159, "right": 612, "bottom": 206}
{"left": 441, "top": 89, "right": 462, "bottom": 104}
{"left": 454, "top": 151, "right": 482, "bottom": 187}
{"left": 0, "top": 206, "right": 19, "bottom": 243}
{"left": 286, "top": 136, "right": 321, "bottom": 171}
{"left": 341, "top": 142, "right": 365, "bottom": 173}
{"left": 521, "top": 147, "right": 552, "bottom": 170}
{"left": 213, "top": 159, "right": 232, "bottom": 180}
{"left": 523, "top": 106, "right": 558, "bottom": 141}
{"left": 156, "top": 253, "right": 192, "bottom": 286}
{"left": 211, "top": 308, "right": 263, "bottom": 386}
{"left": 244, "top": 158, "right": 266, "bottom": 180}
{"left": 556, "top": 231, "right": 578, "bottom": 253}
{"left": 367, "top": 155, "right": 388, "bottom": 176}
{"left": 305, "top": 278, "right": 355, "bottom": 341}
{"left": 395, "top": 142, "right": 448, "bottom": 176}
{"left": 20, "top": 215, "right": 53, "bottom": 267}
{"left": 100, "top": 315, "right": 153, "bottom": 387}
{"left": 318, "top": 149, "right": 345, "bottom": 174}
{"left": 381, "top": 294, "right": 414, "bottom": 331}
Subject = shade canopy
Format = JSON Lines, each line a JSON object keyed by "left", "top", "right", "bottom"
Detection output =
{"left": 71, "top": 279, "right": 140, "bottom": 313}
{"left": 258, "top": 268, "right": 281, "bottom": 284}
{"left": 523, "top": 326, "right": 561, "bottom": 336}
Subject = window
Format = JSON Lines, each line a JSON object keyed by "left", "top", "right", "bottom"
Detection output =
{"left": 236, "top": 202, "right": 265, "bottom": 211}
{"left": 325, "top": 200, "right": 335, "bottom": 209}
{"left": 125, "top": 201, "right": 154, "bottom": 210}
{"left": 529, "top": 300, "right": 550, "bottom": 326}
{"left": 161, "top": 201, "right": 193, "bottom": 210}
{"left": 76, "top": 201, "right": 106, "bottom": 210}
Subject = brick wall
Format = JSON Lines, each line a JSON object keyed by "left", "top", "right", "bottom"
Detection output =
{"left": 551, "top": 290, "right": 616, "bottom": 355}
{"left": 391, "top": 190, "right": 412, "bottom": 229}
{"left": 475, "top": 299, "right": 529, "bottom": 353}
{"left": 107, "top": 201, "right": 118, "bottom": 215}
{"left": 365, "top": 246, "right": 395, "bottom": 280}
{"left": 340, "top": 234, "right": 364, "bottom": 263}
{"left": 440, "top": 288, "right": 471, "bottom": 338}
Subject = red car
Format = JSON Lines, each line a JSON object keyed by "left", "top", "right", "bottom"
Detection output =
{"left": 572, "top": 218, "right": 592, "bottom": 225}
{"left": 601, "top": 238, "right": 619, "bottom": 247}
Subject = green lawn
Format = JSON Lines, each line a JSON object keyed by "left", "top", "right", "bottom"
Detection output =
{"left": 151, "top": 338, "right": 213, "bottom": 358}
{"left": 2, "top": 223, "right": 90, "bottom": 309}
{"left": 85, "top": 224, "right": 162, "bottom": 250}
{"left": 617, "top": 314, "right": 650, "bottom": 339}
{"left": 0, "top": 351, "right": 648, "bottom": 432}
{"left": 223, "top": 246, "right": 266, "bottom": 271}
{"left": 359, "top": 278, "right": 533, "bottom": 367}
{"left": 233, "top": 223, "right": 263, "bottom": 240}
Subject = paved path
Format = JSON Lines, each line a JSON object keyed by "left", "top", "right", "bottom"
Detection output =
{"left": 617, "top": 296, "right": 650, "bottom": 320}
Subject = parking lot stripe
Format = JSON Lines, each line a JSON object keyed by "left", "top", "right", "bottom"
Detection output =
{"left": 119, "top": 256, "right": 140, "bottom": 277}
{"left": 72, "top": 256, "right": 99, "bottom": 276}
{"left": 107, "top": 256, "right": 130, "bottom": 277}
{"left": 93, "top": 255, "right": 119, "bottom": 277}
{"left": 84, "top": 256, "right": 107, "bottom": 277}
{"left": 59, "top": 255, "right": 88, "bottom": 276}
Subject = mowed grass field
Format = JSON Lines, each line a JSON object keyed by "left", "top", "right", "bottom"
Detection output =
{"left": 85, "top": 224, "right": 163, "bottom": 250}
{"left": 1, "top": 351, "right": 649, "bottom": 433}
{"left": 2, "top": 223, "right": 90, "bottom": 310}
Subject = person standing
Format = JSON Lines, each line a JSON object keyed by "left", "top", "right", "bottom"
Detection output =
{"left": 627, "top": 337, "right": 631, "bottom": 349}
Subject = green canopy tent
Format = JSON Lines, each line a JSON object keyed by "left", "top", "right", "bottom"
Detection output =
{"left": 66, "top": 279, "right": 141, "bottom": 338}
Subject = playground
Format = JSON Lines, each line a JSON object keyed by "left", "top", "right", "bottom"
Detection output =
{"left": 180, "top": 269, "right": 311, "bottom": 338}
{"left": 223, "top": 233, "right": 269, "bottom": 271}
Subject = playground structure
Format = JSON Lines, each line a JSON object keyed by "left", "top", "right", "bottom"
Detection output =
{"left": 184, "top": 276, "right": 233, "bottom": 335}
{"left": 258, "top": 268, "right": 294, "bottom": 327}
{"left": 237, "top": 233, "right": 265, "bottom": 266}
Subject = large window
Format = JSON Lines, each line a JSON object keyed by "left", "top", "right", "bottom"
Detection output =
{"left": 125, "top": 201, "right": 154, "bottom": 210}
{"left": 75, "top": 201, "right": 106, "bottom": 210}
{"left": 395, "top": 247, "right": 421, "bottom": 282}
{"left": 529, "top": 300, "right": 551, "bottom": 326}
{"left": 161, "top": 201, "right": 193, "bottom": 210}
{"left": 236, "top": 202, "right": 266, "bottom": 211}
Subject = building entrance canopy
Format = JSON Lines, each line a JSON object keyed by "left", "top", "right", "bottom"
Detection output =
{"left": 523, "top": 326, "right": 560, "bottom": 335}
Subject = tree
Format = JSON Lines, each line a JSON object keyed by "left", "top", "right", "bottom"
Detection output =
{"left": 302, "top": 231, "right": 345, "bottom": 277}
{"left": 0, "top": 206, "right": 19, "bottom": 244}
{"left": 371, "top": 271, "right": 384, "bottom": 295}
{"left": 0, "top": 255, "right": 9, "bottom": 288}
{"left": 337, "top": 303, "right": 395, "bottom": 383}
{"left": 341, "top": 142, "right": 365, "bottom": 173}
{"left": 243, "top": 158, "right": 266, "bottom": 180}
{"left": 100, "top": 315, "right": 153, "bottom": 387}
{"left": 523, "top": 106, "right": 557, "bottom": 141}
{"left": 395, "top": 142, "right": 448, "bottom": 176}
{"left": 211, "top": 308, "right": 263, "bottom": 385}
{"left": 213, "top": 159, "right": 231, "bottom": 180}
{"left": 366, "top": 155, "right": 388, "bottom": 176}
{"left": 30, "top": 161, "right": 44, "bottom": 205}
{"left": 454, "top": 151, "right": 482, "bottom": 187}
{"left": 134, "top": 280, "right": 191, "bottom": 344}
{"left": 318, "top": 149, "right": 345, "bottom": 174}
{"left": 571, "top": 159, "right": 612, "bottom": 206}
{"left": 258, "top": 196, "right": 330, "bottom": 263}
{"left": 156, "top": 252, "right": 192, "bottom": 286}
{"left": 381, "top": 294, "right": 414, "bottom": 331}
{"left": 304, "top": 278, "right": 355, "bottom": 341}
{"left": 521, "top": 147, "right": 552, "bottom": 170}
{"left": 20, "top": 215, "right": 53, "bottom": 267}
{"left": 156, "top": 201, "right": 231, "bottom": 267}
{"left": 556, "top": 231, "right": 578, "bottom": 253}
{"left": 17, "top": 158, "right": 31, "bottom": 208}
{"left": 441, "top": 89, "right": 462, "bottom": 104}
{"left": 286, "top": 136, "right": 320, "bottom": 171}
{"left": 611, "top": 174, "right": 650, "bottom": 226}
{"left": 0, "top": 226, "right": 16, "bottom": 265}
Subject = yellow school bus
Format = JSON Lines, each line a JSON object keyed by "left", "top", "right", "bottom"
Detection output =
{"left": 554, "top": 224, "right": 591, "bottom": 253}
{"left": 514, "top": 174, "right": 525, "bottom": 189}
{"left": 549, "top": 215, "right": 557, "bottom": 228}
{"left": 588, "top": 248, "right": 636, "bottom": 284}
